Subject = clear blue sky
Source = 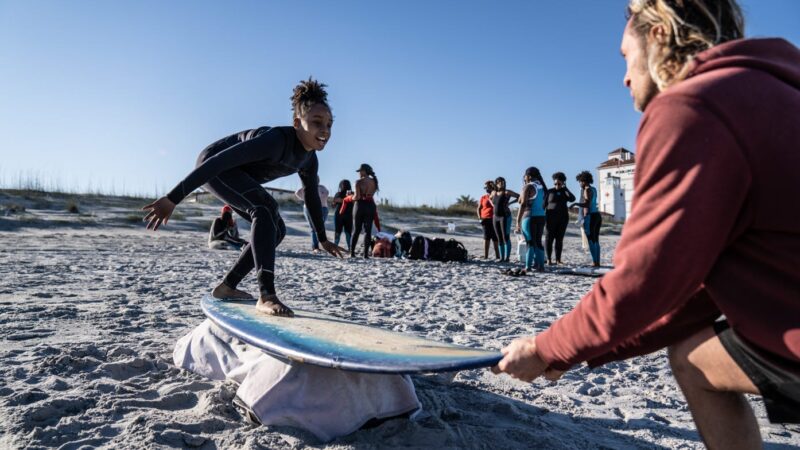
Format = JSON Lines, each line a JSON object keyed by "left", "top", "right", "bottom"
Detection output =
{"left": 1, "top": 1, "right": 797, "bottom": 206}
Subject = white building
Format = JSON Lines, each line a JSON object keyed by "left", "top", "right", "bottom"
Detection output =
{"left": 597, "top": 147, "right": 635, "bottom": 221}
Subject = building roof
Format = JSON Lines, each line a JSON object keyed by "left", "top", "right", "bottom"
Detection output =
{"left": 600, "top": 146, "right": 635, "bottom": 169}
{"left": 598, "top": 156, "right": 636, "bottom": 169}
{"left": 608, "top": 147, "right": 632, "bottom": 156}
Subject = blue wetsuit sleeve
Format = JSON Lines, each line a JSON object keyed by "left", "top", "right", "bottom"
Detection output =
{"left": 166, "top": 129, "right": 287, "bottom": 204}
{"left": 298, "top": 155, "right": 328, "bottom": 243}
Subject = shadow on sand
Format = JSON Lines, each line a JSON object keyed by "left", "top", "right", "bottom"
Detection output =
{"left": 256, "top": 375, "right": 797, "bottom": 449}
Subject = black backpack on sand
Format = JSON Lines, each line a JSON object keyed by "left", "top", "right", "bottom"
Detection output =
{"left": 409, "top": 236, "right": 428, "bottom": 260}
{"left": 428, "top": 238, "right": 447, "bottom": 262}
{"left": 443, "top": 239, "right": 469, "bottom": 262}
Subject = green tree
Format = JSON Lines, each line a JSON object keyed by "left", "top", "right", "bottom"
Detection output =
{"left": 454, "top": 195, "right": 477, "bottom": 208}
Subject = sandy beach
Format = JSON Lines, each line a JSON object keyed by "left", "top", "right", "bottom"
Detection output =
{"left": 1, "top": 191, "right": 798, "bottom": 449}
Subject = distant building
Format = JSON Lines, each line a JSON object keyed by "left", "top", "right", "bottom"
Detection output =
{"left": 597, "top": 147, "right": 635, "bottom": 221}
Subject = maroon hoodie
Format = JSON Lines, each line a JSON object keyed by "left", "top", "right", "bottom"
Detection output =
{"left": 536, "top": 38, "right": 800, "bottom": 371}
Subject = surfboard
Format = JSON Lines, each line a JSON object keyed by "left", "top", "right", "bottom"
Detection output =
{"left": 548, "top": 266, "right": 613, "bottom": 277}
{"left": 201, "top": 295, "right": 502, "bottom": 374}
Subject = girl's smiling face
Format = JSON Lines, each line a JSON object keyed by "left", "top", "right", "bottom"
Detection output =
{"left": 294, "top": 103, "right": 333, "bottom": 151}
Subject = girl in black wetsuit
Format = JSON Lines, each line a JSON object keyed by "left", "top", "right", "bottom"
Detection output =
{"left": 490, "top": 177, "right": 519, "bottom": 262}
{"left": 332, "top": 180, "right": 353, "bottom": 249}
{"left": 349, "top": 164, "right": 379, "bottom": 258}
{"left": 142, "top": 78, "right": 345, "bottom": 317}
{"left": 544, "top": 172, "right": 576, "bottom": 265}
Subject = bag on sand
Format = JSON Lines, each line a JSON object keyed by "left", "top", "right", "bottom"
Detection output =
{"left": 428, "top": 238, "right": 447, "bottom": 261}
{"left": 173, "top": 320, "right": 421, "bottom": 442}
{"left": 443, "top": 239, "right": 468, "bottom": 262}
{"left": 516, "top": 233, "right": 528, "bottom": 262}
{"left": 409, "top": 236, "right": 428, "bottom": 260}
{"left": 396, "top": 231, "right": 413, "bottom": 255}
{"left": 372, "top": 237, "right": 394, "bottom": 258}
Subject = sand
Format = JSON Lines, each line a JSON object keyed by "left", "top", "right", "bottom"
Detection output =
{"left": 1, "top": 192, "right": 798, "bottom": 449}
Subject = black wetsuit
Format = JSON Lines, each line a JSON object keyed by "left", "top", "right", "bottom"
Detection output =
{"left": 209, "top": 217, "right": 246, "bottom": 248}
{"left": 491, "top": 192, "right": 513, "bottom": 261}
{"left": 544, "top": 187, "right": 575, "bottom": 262}
{"left": 333, "top": 191, "right": 353, "bottom": 247}
{"left": 351, "top": 198, "right": 376, "bottom": 258}
{"left": 166, "top": 126, "right": 327, "bottom": 297}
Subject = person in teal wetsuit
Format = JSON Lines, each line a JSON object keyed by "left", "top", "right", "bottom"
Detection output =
{"left": 516, "top": 167, "right": 548, "bottom": 272}
{"left": 572, "top": 170, "right": 602, "bottom": 266}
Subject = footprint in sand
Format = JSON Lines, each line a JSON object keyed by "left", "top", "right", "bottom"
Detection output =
{"left": 6, "top": 389, "right": 49, "bottom": 406}
{"left": 23, "top": 397, "right": 95, "bottom": 429}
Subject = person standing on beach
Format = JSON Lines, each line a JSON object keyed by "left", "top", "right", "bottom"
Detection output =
{"left": 490, "top": 177, "right": 519, "bottom": 262}
{"left": 571, "top": 171, "right": 602, "bottom": 267}
{"left": 349, "top": 164, "right": 379, "bottom": 258}
{"left": 494, "top": 1, "right": 800, "bottom": 448}
{"left": 515, "top": 167, "right": 547, "bottom": 272}
{"left": 142, "top": 78, "right": 344, "bottom": 317}
{"left": 544, "top": 172, "right": 575, "bottom": 265}
{"left": 295, "top": 179, "right": 330, "bottom": 252}
{"left": 332, "top": 180, "right": 353, "bottom": 249}
{"left": 477, "top": 180, "right": 500, "bottom": 259}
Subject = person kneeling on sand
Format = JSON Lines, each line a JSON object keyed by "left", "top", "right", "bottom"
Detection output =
{"left": 142, "top": 78, "right": 345, "bottom": 317}
{"left": 493, "top": 1, "right": 800, "bottom": 448}
{"left": 208, "top": 205, "right": 248, "bottom": 250}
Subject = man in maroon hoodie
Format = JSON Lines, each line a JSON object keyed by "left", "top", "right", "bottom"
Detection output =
{"left": 493, "top": 0, "right": 800, "bottom": 448}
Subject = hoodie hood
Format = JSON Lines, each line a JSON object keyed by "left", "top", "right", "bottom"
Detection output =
{"left": 688, "top": 38, "right": 800, "bottom": 90}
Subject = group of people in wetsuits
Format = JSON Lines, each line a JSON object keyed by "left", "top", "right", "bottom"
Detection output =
{"left": 329, "top": 163, "right": 381, "bottom": 258}
{"left": 478, "top": 168, "right": 602, "bottom": 272}
{"left": 143, "top": 78, "right": 601, "bottom": 315}
{"left": 294, "top": 165, "right": 381, "bottom": 259}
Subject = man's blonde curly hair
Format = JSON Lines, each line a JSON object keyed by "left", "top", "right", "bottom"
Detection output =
{"left": 627, "top": 0, "right": 745, "bottom": 90}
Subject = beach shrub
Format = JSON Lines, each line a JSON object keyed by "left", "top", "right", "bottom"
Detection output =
{"left": 2, "top": 203, "right": 26, "bottom": 215}
{"left": 66, "top": 201, "right": 80, "bottom": 214}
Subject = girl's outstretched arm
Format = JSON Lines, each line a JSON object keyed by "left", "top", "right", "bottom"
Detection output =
{"left": 143, "top": 128, "right": 288, "bottom": 232}
{"left": 165, "top": 128, "right": 287, "bottom": 205}
{"left": 142, "top": 197, "right": 175, "bottom": 231}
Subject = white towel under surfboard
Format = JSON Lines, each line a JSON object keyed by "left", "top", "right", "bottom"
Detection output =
{"left": 173, "top": 320, "right": 421, "bottom": 442}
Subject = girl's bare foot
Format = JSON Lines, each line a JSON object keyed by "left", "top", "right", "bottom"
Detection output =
{"left": 212, "top": 283, "right": 254, "bottom": 300}
{"left": 256, "top": 294, "right": 294, "bottom": 317}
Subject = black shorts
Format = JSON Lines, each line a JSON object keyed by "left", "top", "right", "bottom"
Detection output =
{"left": 714, "top": 320, "right": 800, "bottom": 423}
{"left": 481, "top": 218, "right": 497, "bottom": 241}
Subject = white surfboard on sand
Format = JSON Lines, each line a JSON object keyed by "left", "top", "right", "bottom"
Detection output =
{"left": 201, "top": 295, "right": 502, "bottom": 374}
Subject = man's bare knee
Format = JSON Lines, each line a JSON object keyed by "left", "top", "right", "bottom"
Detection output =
{"left": 668, "top": 328, "right": 718, "bottom": 388}
{"left": 668, "top": 341, "right": 695, "bottom": 380}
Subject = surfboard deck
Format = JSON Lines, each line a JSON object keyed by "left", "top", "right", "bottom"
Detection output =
{"left": 548, "top": 266, "right": 613, "bottom": 277}
{"left": 201, "top": 295, "right": 502, "bottom": 374}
